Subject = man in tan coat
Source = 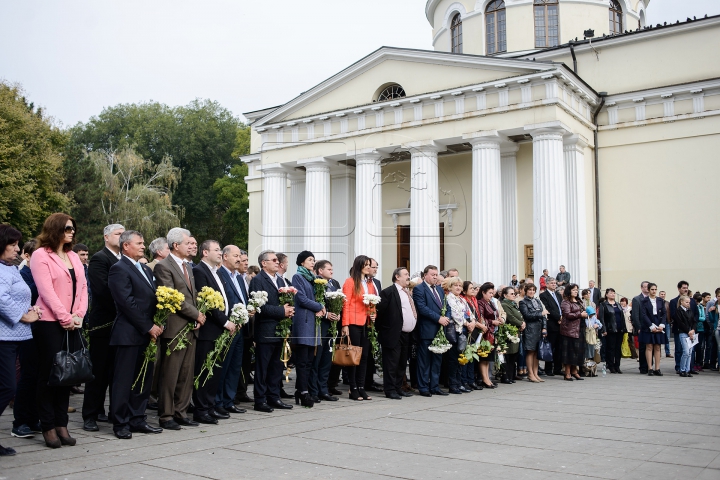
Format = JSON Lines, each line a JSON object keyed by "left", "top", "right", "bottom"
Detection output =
{"left": 153, "top": 227, "right": 206, "bottom": 430}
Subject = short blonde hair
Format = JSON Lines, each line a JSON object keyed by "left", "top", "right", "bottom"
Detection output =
{"left": 442, "top": 276, "right": 463, "bottom": 292}
{"left": 678, "top": 294, "right": 691, "bottom": 306}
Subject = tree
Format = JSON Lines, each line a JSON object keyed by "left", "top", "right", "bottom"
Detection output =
{"left": 213, "top": 126, "right": 250, "bottom": 249}
{"left": 90, "top": 147, "right": 181, "bottom": 241}
{"left": 0, "top": 82, "right": 68, "bottom": 240}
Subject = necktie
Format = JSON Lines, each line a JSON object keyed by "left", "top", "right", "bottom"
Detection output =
{"left": 431, "top": 285, "right": 442, "bottom": 307}
{"left": 182, "top": 262, "right": 191, "bottom": 287}
{"left": 136, "top": 262, "right": 151, "bottom": 285}
{"left": 404, "top": 288, "right": 417, "bottom": 320}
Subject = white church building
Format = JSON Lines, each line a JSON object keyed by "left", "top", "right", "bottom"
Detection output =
{"left": 242, "top": 0, "right": 720, "bottom": 295}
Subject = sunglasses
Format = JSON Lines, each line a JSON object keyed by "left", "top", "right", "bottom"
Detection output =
{"left": 264, "top": 258, "right": 279, "bottom": 263}
{"left": 64, "top": 226, "right": 76, "bottom": 233}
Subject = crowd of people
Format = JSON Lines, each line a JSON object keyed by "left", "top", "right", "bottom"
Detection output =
{"left": 1, "top": 214, "right": 718, "bottom": 458}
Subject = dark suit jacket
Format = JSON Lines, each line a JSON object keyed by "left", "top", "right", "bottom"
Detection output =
{"left": 108, "top": 256, "right": 157, "bottom": 346}
{"left": 630, "top": 294, "right": 644, "bottom": 334}
{"left": 371, "top": 277, "right": 381, "bottom": 293}
{"left": 539, "top": 290, "right": 562, "bottom": 332}
{"left": 640, "top": 296, "right": 667, "bottom": 333}
{"left": 154, "top": 255, "right": 200, "bottom": 340}
{"left": 376, "top": 283, "right": 405, "bottom": 348}
{"left": 218, "top": 266, "right": 253, "bottom": 340}
{"left": 193, "top": 262, "right": 230, "bottom": 342}
{"left": 412, "top": 282, "right": 445, "bottom": 341}
{"left": 87, "top": 247, "right": 120, "bottom": 338}
{"left": 590, "top": 287, "right": 601, "bottom": 306}
{"left": 248, "top": 270, "right": 287, "bottom": 344}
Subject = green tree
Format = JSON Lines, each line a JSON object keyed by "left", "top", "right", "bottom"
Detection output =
{"left": 0, "top": 82, "right": 68, "bottom": 239}
{"left": 213, "top": 125, "right": 251, "bottom": 249}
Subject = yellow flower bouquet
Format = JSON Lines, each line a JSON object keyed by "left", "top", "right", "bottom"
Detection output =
{"left": 167, "top": 286, "right": 224, "bottom": 356}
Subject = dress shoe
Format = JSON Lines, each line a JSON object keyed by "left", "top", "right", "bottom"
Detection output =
{"left": 653, "top": 370, "right": 663, "bottom": 376}
{"left": 458, "top": 386, "right": 469, "bottom": 393}
{"left": 214, "top": 406, "right": 230, "bottom": 415}
{"left": 70, "top": 386, "right": 84, "bottom": 395}
{"left": 385, "top": 392, "right": 402, "bottom": 399}
{"left": 572, "top": 374, "right": 584, "bottom": 380}
{"left": 159, "top": 419, "right": 182, "bottom": 430}
{"left": 462, "top": 383, "right": 474, "bottom": 391}
{"left": 0, "top": 445, "right": 16, "bottom": 456}
{"left": 234, "top": 393, "right": 253, "bottom": 404}
{"left": 431, "top": 389, "right": 449, "bottom": 396}
{"left": 97, "top": 413, "right": 109, "bottom": 422}
{"left": 545, "top": 371, "right": 555, "bottom": 377}
{"left": 311, "top": 395, "right": 321, "bottom": 403}
{"left": 616, "top": 369, "right": 623, "bottom": 374}
{"left": 194, "top": 413, "right": 218, "bottom": 425}
{"left": 114, "top": 428, "right": 132, "bottom": 440}
{"left": 418, "top": 391, "right": 432, "bottom": 397}
{"left": 279, "top": 389, "right": 293, "bottom": 399}
{"left": 319, "top": 394, "right": 338, "bottom": 401}
{"left": 225, "top": 405, "right": 247, "bottom": 414}
{"left": 329, "top": 387, "right": 342, "bottom": 396}
{"left": 83, "top": 419, "right": 99, "bottom": 432}
{"left": 448, "top": 388, "right": 462, "bottom": 394}
{"left": 210, "top": 409, "right": 230, "bottom": 420}
{"left": 268, "top": 400, "right": 293, "bottom": 410}
{"left": 666, "top": 354, "right": 674, "bottom": 358}
{"left": 42, "top": 430, "right": 62, "bottom": 449}
{"left": 175, "top": 417, "right": 199, "bottom": 427}
{"left": 130, "top": 423, "right": 163, "bottom": 434}
{"left": 398, "top": 390, "right": 413, "bottom": 397}
{"left": 253, "top": 403, "right": 274, "bottom": 413}
{"left": 366, "top": 383, "right": 384, "bottom": 393}
{"left": 481, "top": 383, "right": 496, "bottom": 389}
{"left": 147, "top": 402, "right": 159, "bottom": 410}
{"left": 501, "top": 379, "right": 513, "bottom": 385}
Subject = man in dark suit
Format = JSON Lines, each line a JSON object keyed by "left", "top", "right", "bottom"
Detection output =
{"left": 191, "top": 241, "right": 236, "bottom": 424}
{"left": 249, "top": 250, "right": 295, "bottom": 412}
{"left": 539, "top": 278, "right": 563, "bottom": 376}
{"left": 631, "top": 281, "right": 650, "bottom": 374}
{"left": 216, "top": 245, "right": 249, "bottom": 414}
{"left": 309, "top": 260, "right": 341, "bottom": 402}
{"left": 108, "top": 231, "right": 164, "bottom": 439}
{"left": 412, "top": 265, "right": 450, "bottom": 397}
{"left": 669, "top": 280, "right": 698, "bottom": 373}
{"left": 82, "top": 223, "right": 125, "bottom": 432}
{"left": 154, "top": 228, "right": 206, "bottom": 431}
{"left": 588, "top": 280, "right": 602, "bottom": 306}
{"left": 376, "top": 267, "right": 416, "bottom": 399}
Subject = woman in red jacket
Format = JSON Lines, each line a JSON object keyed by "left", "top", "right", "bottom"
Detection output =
{"left": 341, "top": 255, "right": 375, "bottom": 401}
{"left": 559, "top": 284, "right": 588, "bottom": 381}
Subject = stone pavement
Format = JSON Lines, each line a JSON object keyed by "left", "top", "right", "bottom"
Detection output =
{"left": 1, "top": 356, "right": 719, "bottom": 480}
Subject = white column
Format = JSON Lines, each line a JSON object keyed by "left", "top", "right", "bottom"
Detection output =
{"left": 406, "top": 142, "right": 441, "bottom": 274}
{"left": 501, "top": 143, "right": 519, "bottom": 285}
{"left": 352, "top": 149, "right": 383, "bottom": 266}
{"left": 564, "top": 134, "right": 589, "bottom": 288}
{"left": 330, "top": 170, "right": 355, "bottom": 278}
{"left": 526, "top": 126, "right": 569, "bottom": 279}
{"left": 287, "top": 172, "right": 305, "bottom": 275}
{"left": 464, "top": 133, "right": 503, "bottom": 285}
{"left": 260, "top": 164, "right": 288, "bottom": 252}
{"left": 299, "top": 158, "right": 331, "bottom": 258}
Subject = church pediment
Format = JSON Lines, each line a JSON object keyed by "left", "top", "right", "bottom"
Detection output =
{"left": 252, "top": 47, "right": 557, "bottom": 127}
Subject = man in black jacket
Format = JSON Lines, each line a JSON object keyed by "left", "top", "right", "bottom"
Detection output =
{"left": 376, "top": 267, "right": 416, "bottom": 399}
{"left": 82, "top": 223, "right": 124, "bottom": 432}
{"left": 249, "top": 250, "right": 295, "bottom": 412}
{"left": 192, "top": 241, "right": 235, "bottom": 424}
{"left": 539, "top": 278, "right": 563, "bottom": 376}
{"left": 631, "top": 281, "right": 650, "bottom": 374}
{"left": 108, "top": 231, "right": 163, "bottom": 439}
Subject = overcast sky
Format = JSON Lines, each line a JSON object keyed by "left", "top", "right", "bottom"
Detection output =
{"left": 1, "top": 0, "right": 718, "bottom": 126}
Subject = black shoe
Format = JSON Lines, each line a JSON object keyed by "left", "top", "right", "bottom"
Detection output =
{"left": 687, "top": 372, "right": 694, "bottom": 377}
{"left": 209, "top": 409, "right": 230, "bottom": 420}
{"left": 225, "top": 405, "right": 246, "bottom": 414}
{"left": 398, "top": 390, "right": 413, "bottom": 397}
{"left": 253, "top": 403, "right": 274, "bottom": 413}
{"left": 147, "top": 402, "right": 159, "bottom": 410}
{"left": 385, "top": 392, "right": 403, "bottom": 399}
{"left": 318, "top": 394, "right": 338, "bottom": 401}
{"left": 366, "top": 384, "right": 383, "bottom": 393}
{"left": 653, "top": 370, "right": 663, "bottom": 376}
{"left": 175, "top": 417, "right": 199, "bottom": 427}
{"left": 545, "top": 372, "right": 555, "bottom": 377}
{"left": 349, "top": 389, "right": 363, "bottom": 401}
{"left": 97, "top": 413, "right": 109, "bottom": 422}
{"left": 279, "top": 389, "right": 293, "bottom": 399}
{"left": 418, "top": 391, "right": 432, "bottom": 397}
{"left": 267, "top": 400, "right": 293, "bottom": 410}
{"left": 70, "top": 386, "right": 84, "bottom": 395}
{"left": 214, "top": 406, "right": 230, "bottom": 415}
{"left": 616, "top": 369, "right": 623, "bottom": 374}
{"left": 481, "top": 383, "right": 496, "bottom": 389}
{"left": 114, "top": 428, "right": 132, "bottom": 440}
{"left": 193, "top": 413, "right": 218, "bottom": 425}
{"left": 640, "top": 370, "right": 649, "bottom": 374}
{"left": 431, "top": 389, "right": 449, "bottom": 396}
{"left": 0, "top": 445, "right": 17, "bottom": 456}
{"left": 83, "top": 418, "right": 99, "bottom": 432}
{"left": 159, "top": 419, "right": 181, "bottom": 430}
{"left": 462, "top": 383, "right": 474, "bottom": 391}
{"left": 130, "top": 423, "right": 163, "bottom": 434}
{"left": 297, "top": 393, "right": 314, "bottom": 408}
{"left": 538, "top": 370, "right": 546, "bottom": 377}
{"left": 311, "top": 395, "right": 321, "bottom": 403}
{"left": 448, "top": 388, "right": 462, "bottom": 394}
{"left": 357, "top": 388, "right": 372, "bottom": 400}
{"left": 648, "top": 371, "right": 654, "bottom": 376}
{"left": 234, "top": 394, "right": 253, "bottom": 404}
{"left": 501, "top": 379, "right": 513, "bottom": 385}
{"left": 679, "top": 372, "right": 688, "bottom": 377}
{"left": 329, "top": 387, "right": 342, "bottom": 396}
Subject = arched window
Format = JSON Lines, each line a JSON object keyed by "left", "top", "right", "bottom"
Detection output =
{"left": 609, "top": 0, "right": 623, "bottom": 34}
{"left": 534, "top": 0, "right": 559, "bottom": 48}
{"left": 486, "top": 0, "right": 507, "bottom": 55}
{"left": 451, "top": 13, "right": 463, "bottom": 53}
{"left": 376, "top": 84, "right": 406, "bottom": 102}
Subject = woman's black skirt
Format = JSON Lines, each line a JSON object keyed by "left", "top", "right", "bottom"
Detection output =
{"left": 561, "top": 335, "right": 585, "bottom": 366}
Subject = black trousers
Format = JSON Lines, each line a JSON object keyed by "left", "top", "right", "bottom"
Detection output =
{"left": 0, "top": 341, "right": 20, "bottom": 420}
{"left": 503, "top": 352, "right": 518, "bottom": 382}
{"left": 254, "top": 342, "right": 283, "bottom": 404}
{"left": 446, "top": 343, "right": 461, "bottom": 389}
{"left": 364, "top": 353, "right": 376, "bottom": 388}
{"left": 82, "top": 334, "right": 114, "bottom": 420}
{"left": 111, "top": 343, "right": 153, "bottom": 432}
{"left": 33, "top": 322, "right": 76, "bottom": 431}
{"left": 606, "top": 332, "right": 623, "bottom": 371}
{"left": 14, "top": 338, "right": 39, "bottom": 428}
{"left": 638, "top": 336, "right": 648, "bottom": 372}
{"left": 381, "top": 332, "right": 410, "bottom": 395}
{"left": 292, "top": 344, "right": 314, "bottom": 393}
{"left": 193, "top": 339, "right": 221, "bottom": 416}
{"left": 236, "top": 336, "right": 254, "bottom": 397}
{"left": 545, "top": 331, "right": 563, "bottom": 374}
{"left": 347, "top": 325, "right": 370, "bottom": 390}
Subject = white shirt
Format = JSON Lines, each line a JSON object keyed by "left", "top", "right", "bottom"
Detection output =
{"left": 106, "top": 246, "right": 121, "bottom": 260}
{"left": 221, "top": 265, "right": 246, "bottom": 304}
{"left": 202, "top": 261, "right": 229, "bottom": 316}
{"left": 650, "top": 297, "right": 658, "bottom": 315}
{"left": 395, "top": 283, "right": 417, "bottom": 332}
{"left": 169, "top": 253, "right": 186, "bottom": 271}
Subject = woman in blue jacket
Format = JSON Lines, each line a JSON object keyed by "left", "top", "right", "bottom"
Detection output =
{"left": 291, "top": 251, "right": 325, "bottom": 408}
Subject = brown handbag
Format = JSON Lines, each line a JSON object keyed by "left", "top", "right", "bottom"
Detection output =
{"left": 332, "top": 335, "right": 362, "bottom": 367}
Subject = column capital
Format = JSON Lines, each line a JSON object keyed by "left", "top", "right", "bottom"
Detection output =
{"left": 563, "top": 134, "right": 589, "bottom": 152}
{"left": 402, "top": 140, "right": 443, "bottom": 155}
{"left": 462, "top": 130, "right": 505, "bottom": 148}
{"left": 258, "top": 163, "right": 290, "bottom": 178}
{"left": 347, "top": 148, "right": 383, "bottom": 165}
{"left": 523, "top": 120, "right": 572, "bottom": 138}
{"left": 297, "top": 156, "right": 333, "bottom": 173}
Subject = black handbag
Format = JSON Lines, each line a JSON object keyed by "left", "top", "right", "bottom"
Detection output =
{"left": 444, "top": 323, "right": 458, "bottom": 345}
{"left": 48, "top": 330, "right": 94, "bottom": 387}
{"left": 537, "top": 337, "right": 554, "bottom": 363}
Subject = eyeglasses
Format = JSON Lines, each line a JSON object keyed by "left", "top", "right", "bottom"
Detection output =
{"left": 64, "top": 226, "right": 75, "bottom": 233}
{"left": 264, "top": 258, "right": 279, "bottom": 263}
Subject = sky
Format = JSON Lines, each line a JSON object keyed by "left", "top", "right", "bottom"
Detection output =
{"left": 1, "top": 0, "right": 718, "bottom": 127}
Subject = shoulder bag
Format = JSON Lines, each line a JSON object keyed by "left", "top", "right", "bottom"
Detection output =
{"left": 332, "top": 334, "right": 362, "bottom": 367}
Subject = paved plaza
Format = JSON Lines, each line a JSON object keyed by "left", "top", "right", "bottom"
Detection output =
{"left": 1, "top": 356, "right": 719, "bottom": 480}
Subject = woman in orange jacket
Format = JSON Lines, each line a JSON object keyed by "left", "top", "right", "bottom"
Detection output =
{"left": 341, "top": 255, "right": 376, "bottom": 401}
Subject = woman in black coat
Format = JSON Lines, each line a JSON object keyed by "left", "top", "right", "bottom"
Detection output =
{"left": 518, "top": 283, "right": 547, "bottom": 383}
{"left": 600, "top": 288, "right": 627, "bottom": 374}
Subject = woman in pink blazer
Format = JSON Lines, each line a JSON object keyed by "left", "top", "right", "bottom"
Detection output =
{"left": 30, "top": 213, "right": 88, "bottom": 449}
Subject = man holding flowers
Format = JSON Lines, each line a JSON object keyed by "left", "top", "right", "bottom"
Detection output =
{"left": 108, "top": 231, "right": 163, "bottom": 439}
{"left": 154, "top": 228, "right": 206, "bottom": 431}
